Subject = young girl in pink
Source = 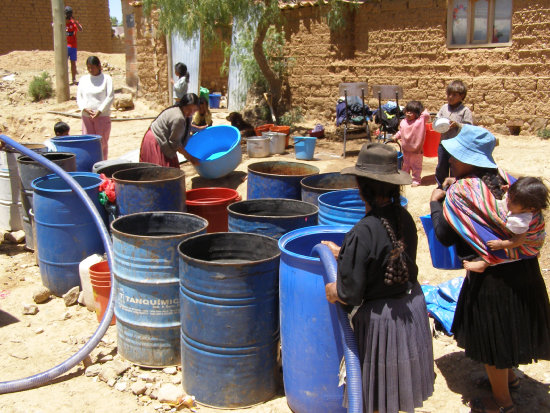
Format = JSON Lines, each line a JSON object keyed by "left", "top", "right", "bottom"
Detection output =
{"left": 392, "top": 101, "right": 430, "bottom": 186}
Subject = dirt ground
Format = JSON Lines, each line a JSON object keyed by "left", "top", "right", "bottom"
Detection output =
{"left": 0, "top": 51, "right": 549, "bottom": 413}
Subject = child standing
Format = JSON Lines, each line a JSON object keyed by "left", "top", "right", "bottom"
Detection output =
{"left": 191, "top": 97, "right": 213, "bottom": 131}
{"left": 54, "top": 121, "right": 70, "bottom": 136}
{"left": 65, "top": 6, "right": 83, "bottom": 85}
{"left": 435, "top": 80, "right": 474, "bottom": 188}
{"left": 463, "top": 176, "right": 549, "bottom": 273}
{"left": 392, "top": 101, "right": 430, "bottom": 186}
{"left": 172, "top": 62, "right": 189, "bottom": 103}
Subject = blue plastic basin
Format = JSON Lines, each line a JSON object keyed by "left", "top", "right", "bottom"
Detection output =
{"left": 185, "top": 125, "right": 242, "bottom": 179}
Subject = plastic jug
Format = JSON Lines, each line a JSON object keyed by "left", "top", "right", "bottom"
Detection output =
{"left": 79, "top": 254, "right": 104, "bottom": 311}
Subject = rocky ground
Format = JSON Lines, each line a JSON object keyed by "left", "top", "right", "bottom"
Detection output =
{"left": 0, "top": 51, "right": 549, "bottom": 413}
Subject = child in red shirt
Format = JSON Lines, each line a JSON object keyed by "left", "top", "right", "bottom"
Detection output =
{"left": 65, "top": 6, "right": 83, "bottom": 85}
{"left": 392, "top": 101, "right": 430, "bottom": 186}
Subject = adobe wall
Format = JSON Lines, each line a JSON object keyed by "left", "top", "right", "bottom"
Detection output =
{"left": 132, "top": 5, "right": 169, "bottom": 106}
{"left": 282, "top": 0, "right": 550, "bottom": 134}
{"left": 0, "top": 0, "right": 114, "bottom": 55}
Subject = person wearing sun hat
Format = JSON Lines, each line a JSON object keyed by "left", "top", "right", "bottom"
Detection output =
{"left": 323, "top": 142, "right": 435, "bottom": 413}
{"left": 430, "top": 126, "right": 550, "bottom": 413}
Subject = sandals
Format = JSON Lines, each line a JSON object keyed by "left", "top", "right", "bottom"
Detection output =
{"left": 470, "top": 397, "right": 515, "bottom": 413}
{"left": 475, "top": 376, "right": 520, "bottom": 391}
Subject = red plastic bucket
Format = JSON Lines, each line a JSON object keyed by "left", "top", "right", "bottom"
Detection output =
{"left": 91, "top": 281, "right": 116, "bottom": 325}
{"left": 186, "top": 187, "right": 241, "bottom": 233}
{"left": 254, "top": 124, "right": 275, "bottom": 137}
{"left": 89, "top": 261, "right": 110, "bottom": 279}
{"left": 423, "top": 123, "right": 440, "bottom": 158}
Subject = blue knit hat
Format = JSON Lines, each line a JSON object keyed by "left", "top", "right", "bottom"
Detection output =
{"left": 441, "top": 125, "right": 497, "bottom": 169}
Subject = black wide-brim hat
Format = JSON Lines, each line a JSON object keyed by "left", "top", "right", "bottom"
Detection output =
{"left": 341, "top": 142, "right": 412, "bottom": 185}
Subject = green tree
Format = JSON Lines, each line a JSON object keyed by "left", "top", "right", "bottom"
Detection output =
{"left": 110, "top": 16, "right": 119, "bottom": 26}
{"left": 142, "top": 0, "right": 351, "bottom": 119}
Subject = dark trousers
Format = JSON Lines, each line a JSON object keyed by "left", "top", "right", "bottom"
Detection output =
{"left": 435, "top": 143, "right": 451, "bottom": 188}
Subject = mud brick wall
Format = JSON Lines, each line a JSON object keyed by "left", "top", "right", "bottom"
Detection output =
{"left": 282, "top": 0, "right": 550, "bottom": 134}
{"left": 200, "top": 27, "right": 231, "bottom": 95}
{"left": 133, "top": 6, "right": 169, "bottom": 106}
{"left": 0, "top": 0, "right": 114, "bottom": 55}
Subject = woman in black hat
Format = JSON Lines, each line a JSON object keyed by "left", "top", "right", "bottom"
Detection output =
{"left": 324, "top": 142, "right": 434, "bottom": 413}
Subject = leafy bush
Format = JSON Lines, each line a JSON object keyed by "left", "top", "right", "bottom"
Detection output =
{"left": 279, "top": 107, "right": 303, "bottom": 127}
{"left": 537, "top": 128, "right": 550, "bottom": 139}
{"left": 28, "top": 72, "right": 53, "bottom": 101}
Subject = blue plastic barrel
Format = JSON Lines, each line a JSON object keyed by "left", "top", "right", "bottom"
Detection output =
{"left": 32, "top": 172, "right": 107, "bottom": 296}
{"left": 51, "top": 134, "right": 103, "bottom": 172}
{"left": 278, "top": 225, "right": 352, "bottom": 413}
{"left": 247, "top": 161, "right": 319, "bottom": 200}
{"left": 228, "top": 198, "right": 318, "bottom": 239}
{"left": 17, "top": 152, "right": 77, "bottom": 250}
{"left": 318, "top": 189, "right": 408, "bottom": 225}
{"left": 420, "top": 214, "right": 462, "bottom": 270}
{"left": 111, "top": 212, "right": 208, "bottom": 367}
{"left": 113, "top": 166, "right": 186, "bottom": 216}
{"left": 179, "top": 233, "right": 280, "bottom": 408}
{"left": 300, "top": 172, "right": 357, "bottom": 206}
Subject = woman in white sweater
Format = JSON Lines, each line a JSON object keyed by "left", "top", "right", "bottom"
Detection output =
{"left": 77, "top": 56, "right": 114, "bottom": 160}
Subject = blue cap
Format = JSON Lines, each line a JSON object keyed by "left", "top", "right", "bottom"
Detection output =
{"left": 441, "top": 124, "right": 497, "bottom": 169}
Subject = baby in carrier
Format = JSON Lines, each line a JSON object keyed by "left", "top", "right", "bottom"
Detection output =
{"left": 463, "top": 176, "right": 548, "bottom": 273}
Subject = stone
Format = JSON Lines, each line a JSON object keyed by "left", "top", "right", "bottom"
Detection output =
{"left": 157, "top": 383, "right": 184, "bottom": 404}
{"left": 85, "top": 364, "right": 102, "bottom": 377}
{"left": 131, "top": 380, "right": 147, "bottom": 395}
{"left": 162, "top": 367, "right": 177, "bottom": 375}
{"left": 112, "top": 359, "right": 131, "bottom": 376}
{"left": 113, "top": 94, "right": 135, "bottom": 110}
{"left": 34, "top": 327, "right": 44, "bottom": 334}
{"left": 170, "top": 375, "right": 181, "bottom": 385}
{"left": 62, "top": 286, "right": 80, "bottom": 307}
{"left": 82, "top": 355, "right": 93, "bottom": 368}
{"left": 22, "top": 304, "right": 39, "bottom": 315}
{"left": 99, "top": 366, "right": 118, "bottom": 383}
{"left": 32, "top": 286, "right": 51, "bottom": 304}
{"left": 4, "top": 230, "right": 25, "bottom": 244}
{"left": 62, "top": 311, "right": 72, "bottom": 320}
{"left": 99, "top": 354, "right": 114, "bottom": 363}
{"left": 107, "top": 378, "right": 116, "bottom": 387}
{"left": 115, "top": 381, "right": 127, "bottom": 392}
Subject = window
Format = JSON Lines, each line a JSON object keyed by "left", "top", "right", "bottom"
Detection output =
{"left": 448, "top": 0, "right": 512, "bottom": 47}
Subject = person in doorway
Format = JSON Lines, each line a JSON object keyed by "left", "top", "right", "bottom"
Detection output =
{"left": 77, "top": 56, "right": 114, "bottom": 160}
{"left": 139, "top": 93, "right": 201, "bottom": 168}
{"left": 65, "top": 6, "right": 83, "bottom": 85}
{"left": 172, "top": 62, "right": 189, "bottom": 104}
{"left": 323, "top": 143, "right": 435, "bottom": 413}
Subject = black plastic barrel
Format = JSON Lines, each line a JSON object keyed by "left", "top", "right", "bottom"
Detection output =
{"left": 112, "top": 212, "right": 208, "bottom": 367}
{"left": 228, "top": 198, "right": 318, "bottom": 239}
{"left": 17, "top": 152, "right": 77, "bottom": 250}
{"left": 178, "top": 233, "right": 280, "bottom": 408}
{"left": 94, "top": 161, "right": 159, "bottom": 178}
{"left": 300, "top": 172, "right": 357, "bottom": 206}
{"left": 113, "top": 167, "right": 186, "bottom": 216}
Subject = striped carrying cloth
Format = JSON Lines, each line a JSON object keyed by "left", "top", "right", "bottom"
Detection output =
{"left": 443, "top": 171, "right": 546, "bottom": 265}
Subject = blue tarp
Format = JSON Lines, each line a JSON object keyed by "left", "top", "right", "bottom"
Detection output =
{"left": 421, "top": 277, "right": 464, "bottom": 336}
